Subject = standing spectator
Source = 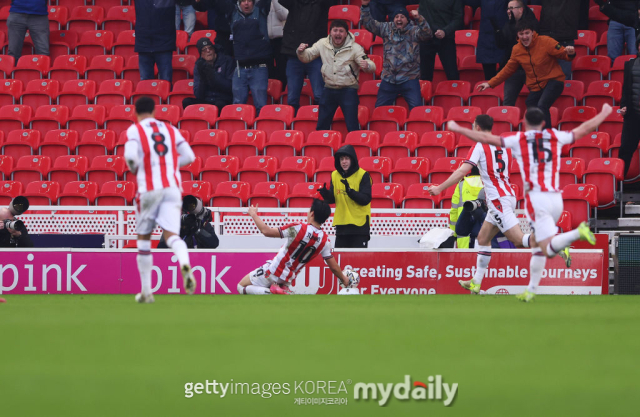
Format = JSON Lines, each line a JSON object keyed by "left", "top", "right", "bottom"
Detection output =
{"left": 268, "top": 0, "right": 288, "bottom": 89}
{"left": 182, "top": 38, "right": 234, "bottom": 109}
{"left": 418, "top": 0, "right": 463, "bottom": 81}
{"left": 135, "top": 0, "right": 176, "bottom": 83}
{"left": 280, "top": 0, "right": 331, "bottom": 113}
{"left": 493, "top": 0, "right": 539, "bottom": 106}
{"left": 617, "top": 38, "right": 640, "bottom": 178}
{"left": 176, "top": 0, "right": 197, "bottom": 37}
{"left": 317, "top": 144, "right": 373, "bottom": 248}
{"left": 467, "top": 0, "right": 509, "bottom": 81}
{"left": 596, "top": 0, "right": 640, "bottom": 56}
{"left": 368, "top": 0, "right": 408, "bottom": 23}
{"left": 200, "top": 0, "right": 272, "bottom": 115}
{"left": 360, "top": 0, "right": 432, "bottom": 110}
{"left": 297, "top": 20, "right": 376, "bottom": 132}
{"left": 539, "top": 0, "right": 581, "bottom": 80}
{"left": 194, "top": 0, "right": 234, "bottom": 57}
{"left": 6, "top": 0, "right": 49, "bottom": 61}
{"left": 477, "top": 20, "right": 576, "bottom": 129}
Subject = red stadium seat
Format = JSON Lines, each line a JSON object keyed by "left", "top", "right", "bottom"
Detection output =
{"left": 572, "top": 55, "right": 610, "bottom": 85}
{"left": 598, "top": 107, "right": 624, "bottom": 141}
{"left": 575, "top": 30, "right": 597, "bottom": 57}
{"left": 559, "top": 157, "right": 586, "bottom": 188}
{"left": 76, "top": 129, "right": 116, "bottom": 160}
{"left": 0, "top": 181, "right": 21, "bottom": 204}
{"left": 609, "top": 55, "right": 635, "bottom": 84}
{"left": 344, "top": 130, "right": 380, "bottom": 159}
{"left": 469, "top": 82, "right": 503, "bottom": 113}
{"left": 11, "top": 55, "right": 50, "bottom": 85}
{"left": 248, "top": 181, "right": 289, "bottom": 207}
{"left": 86, "top": 155, "right": 126, "bottom": 188}
{"left": 58, "top": 181, "right": 98, "bottom": 205}
{"left": 180, "top": 156, "right": 202, "bottom": 182}
{"left": 583, "top": 81, "right": 622, "bottom": 108}
{"left": 96, "top": 181, "right": 136, "bottom": 206}
{"left": 557, "top": 210, "right": 572, "bottom": 233}
{"left": 331, "top": 105, "right": 370, "bottom": 139}
{"left": 378, "top": 131, "right": 418, "bottom": 160}
{"left": 210, "top": 181, "right": 250, "bottom": 207}
{"left": 191, "top": 130, "right": 229, "bottom": 160}
{"left": 432, "top": 81, "right": 471, "bottom": 114}
{"left": 428, "top": 157, "right": 466, "bottom": 184}
{"left": 112, "top": 30, "right": 136, "bottom": 61}
{"left": 182, "top": 181, "right": 212, "bottom": 202}
{"left": 358, "top": 80, "right": 380, "bottom": 115}
{"left": 0, "top": 79, "right": 22, "bottom": 107}
{"left": 291, "top": 105, "right": 319, "bottom": 138}
{"left": 30, "top": 105, "right": 70, "bottom": 136}
{"left": 486, "top": 106, "right": 520, "bottom": 134}
{"left": 558, "top": 106, "right": 597, "bottom": 131}
{"left": 264, "top": 130, "right": 304, "bottom": 161}
{"left": 404, "top": 106, "right": 445, "bottom": 135}
{"left": 168, "top": 79, "right": 195, "bottom": 106}
{"left": 415, "top": 131, "right": 455, "bottom": 164}
{"left": 1, "top": 129, "right": 39, "bottom": 160}
{"left": 359, "top": 156, "right": 392, "bottom": 183}
{"left": 49, "top": 30, "right": 78, "bottom": 61}
{"left": 458, "top": 56, "right": 484, "bottom": 88}
{"left": 328, "top": 5, "right": 360, "bottom": 29}
{"left": 389, "top": 157, "right": 430, "bottom": 192}
{"left": 12, "top": 155, "right": 51, "bottom": 188}
{"left": 367, "top": 106, "right": 407, "bottom": 139}
{"left": 454, "top": 30, "right": 478, "bottom": 61}
{"left": 302, "top": 131, "right": 342, "bottom": 165}
{"left": 200, "top": 155, "right": 240, "bottom": 184}
{"left": 216, "top": 104, "right": 256, "bottom": 132}
{"left": 154, "top": 104, "right": 181, "bottom": 126}
{"left": 314, "top": 156, "right": 336, "bottom": 184}
{"left": 569, "top": 132, "right": 609, "bottom": 161}
{"left": 371, "top": 182, "right": 403, "bottom": 208}
{"left": 48, "top": 155, "right": 88, "bottom": 189}
{"left": 104, "top": 104, "right": 136, "bottom": 138}
{"left": 21, "top": 79, "right": 60, "bottom": 111}
{"left": 281, "top": 79, "right": 314, "bottom": 107}
{"left": 588, "top": 6, "right": 609, "bottom": 38}
{"left": 286, "top": 182, "right": 323, "bottom": 208}
{"left": 75, "top": 30, "right": 114, "bottom": 62}
{"left": 131, "top": 79, "right": 171, "bottom": 105}
{"left": 0, "top": 156, "right": 14, "bottom": 181}
{"left": 122, "top": 55, "right": 147, "bottom": 89}
{"left": 57, "top": 79, "right": 96, "bottom": 108}
{"left": 237, "top": 156, "right": 278, "bottom": 190}
{"left": 67, "top": 6, "right": 105, "bottom": 35}
{"left": 583, "top": 158, "right": 624, "bottom": 210}
{"left": 172, "top": 55, "right": 196, "bottom": 84}
{"left": 179, "top": 104, "right": 218, "bottom": 136}
{"left": 23, "top": 181, "right": 60, "bottom": 205}
{"left": 48, "top": 55, "right": 86, "bottom": 83}
{"left": 102, "top": 6, "right": 135, "bottom": 37}
{"left": 444, "top": 106, "right": 482, "bottom": 132}
{"left": 403, "top": 183, "right": 440, "bottom": 208}
{"left": 85, "top": 55, "right": 124, "bottom": 85}
{"left": 254, "top": 104, "right": 295, "bottom": 138}
{"left": 95, "top": 79, "right": 133, "bottom": 110}
{"left": 561, "top": 184, "right": 598, "bottom": 228}
{"left": 0, "top": 55, "right": 15, "bottom": 79}
{"left": 352, "top": 28, "right": 373, "bottom": 53}
{"left": 48, "top": 6, "right": 69, "bottom": 32}
{"left": 554, "top": 80, "right": 584, "bottom": 116}
{"left": 227, "top": 130, "right": 267, "bottom": 160}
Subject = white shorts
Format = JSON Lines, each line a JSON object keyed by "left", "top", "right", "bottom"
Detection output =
{"left": 249, "top": 261, "right": 288, "bottom": 288}
{"left": 485, "top": 196, "right": 519, "bottom": 233}
{"left": 135, "top": 187, "right": 182, "bottom": 235}
{"left": 525, "top": 191, "right": 563, "bottom": 242}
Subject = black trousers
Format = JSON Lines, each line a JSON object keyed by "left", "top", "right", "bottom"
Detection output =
{"left": 335, "top": 234, "right": 369, "bottom": 248}
{"left": 620, "top": 113, "right": 640, "bottom": 177}
{"left": 420, "top": 37, "right": 459, "bottom": 81}
{"left": 182, "top": 97, "right": 231, "bottom": 110}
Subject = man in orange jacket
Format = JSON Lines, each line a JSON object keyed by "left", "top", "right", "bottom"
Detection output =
{"left": 477, "top": 19, "right": 576, "bottom": 129}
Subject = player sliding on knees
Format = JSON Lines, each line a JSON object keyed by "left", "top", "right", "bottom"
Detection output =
{"left": 447, "top": 104, "right": 611, "bottom": 302}
{"left": 238, "top": 199, "right": 359, "bottom": 295}
{"left": 429, "top": 114, "right": 533, "bottom": 295}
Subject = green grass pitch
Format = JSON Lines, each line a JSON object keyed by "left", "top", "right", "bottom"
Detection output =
{"left": 1, "top": 295, "right": 639, "bottom": 417}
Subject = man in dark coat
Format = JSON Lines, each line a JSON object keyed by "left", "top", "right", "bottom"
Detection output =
{"left": 617, "top": 35, "right": 640, "bottom": 178}
{"left": 418, "top": 0, "right": 463, "bottom": 81}
{"left": 467, "top": 0, "right": 509, "bottom": 81}
{"left": 538, "top": 0, "right": 581, "bottom": 79}
{"left": 134, "top": 0, "right": 177, "bottom": 82}
{"left": 183, "top": 38, "right": 234, "bottom": 109}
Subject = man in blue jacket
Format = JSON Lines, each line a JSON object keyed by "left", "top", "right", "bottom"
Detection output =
{"left": 134, "top": 0, "right": 177, "bottom": 83}
{"left": 6, "top": 0, "right": 49, "bottom": 60}
{"left": 183, "top": 38, "right": 234, "bottom": 109}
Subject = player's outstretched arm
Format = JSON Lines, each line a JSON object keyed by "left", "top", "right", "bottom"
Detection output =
{"left": 325, "top": 256, "right": 350, "bottom": 287}
{"left": 447, "top": 121, "right": 501, "bottom": 146}
{"left": 571, "top": 103, "right": 613, "bottom": 141}
{"left": 428, "top": 163, "right": 473, "bottom": 196}
{"left": 248, "top": 205, "right": 281, "bottom": 238}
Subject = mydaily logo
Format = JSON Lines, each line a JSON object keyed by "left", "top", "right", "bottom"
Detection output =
{"left": 353, "top": 375, "right": 458, "bottom": 406}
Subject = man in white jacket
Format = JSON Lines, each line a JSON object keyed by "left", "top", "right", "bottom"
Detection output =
{"left": 297, "top": 19, "right": 376, "bottom": 132}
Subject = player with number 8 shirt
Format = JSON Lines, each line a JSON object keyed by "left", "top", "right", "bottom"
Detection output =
{"left": 447, "top": 104, "right": 611, "bottom": 301}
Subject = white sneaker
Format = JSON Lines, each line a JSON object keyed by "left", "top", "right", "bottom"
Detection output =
{"left": 181, "top": 264, "right": 197, "bottom": 295}
{"left": 135, "top": 293, "right": 155, "bottom": 303}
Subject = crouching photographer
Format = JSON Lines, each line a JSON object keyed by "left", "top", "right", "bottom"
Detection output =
{"left": 158, "top": 195, "right": 219, "bottom": 249}
{"left": 0, "top": 196, "right": 33, "bottom": 248}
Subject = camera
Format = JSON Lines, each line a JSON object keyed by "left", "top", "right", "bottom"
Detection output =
{"left": 9, "top": 196, "right": 29, "bottom": 216}
{"left": 182, "top": 194, "right": 208, "bottom": 219}
{"left": 3, "top": 219, "right": 25, "bottom": 232}
{"left": 463, "top": 199, "right": 485, "bottom": 212}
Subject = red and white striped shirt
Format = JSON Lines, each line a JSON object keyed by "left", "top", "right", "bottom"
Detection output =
{"left": 268, "top": 223, "right": 333, "bottom": 282}
{"left": 125, "top": 118, "right": 187, "bottom": 193}
{"left": 501, "top": 129, "right": 574, "bottom": 193}
{"left": 465, "top": 142, "right": 514, "bottom": 200}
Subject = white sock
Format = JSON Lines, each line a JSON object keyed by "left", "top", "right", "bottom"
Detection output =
{"left": 522, "top": 233, "right": 531, "bottom": 248}
{"left": 472, "top": 246, "right": 492, "bottom": 285}
{"left": 547, "top": 229, "right": 580, "bottom": 257}
{"left": 243, "top": 285, "right": 271, "bottom": 295}
{"left": 527, "top": 248, "right": 546, "bottom": 293}
{"left": 137, "top": 240, "right": 153, "bottom": 296}
{"left": 166, "top": 235, "right": 190, "bottom": 267}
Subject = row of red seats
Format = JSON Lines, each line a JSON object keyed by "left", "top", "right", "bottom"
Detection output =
{"left": 0, "top": 179, "right": 134, "bottom": 206}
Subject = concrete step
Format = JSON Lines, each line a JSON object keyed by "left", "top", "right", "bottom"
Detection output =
{"left": 625, "top": 204, "right": 640, "bottom": 215}
{"left": 618, "top": 218, "right": 640, "bottom": 228}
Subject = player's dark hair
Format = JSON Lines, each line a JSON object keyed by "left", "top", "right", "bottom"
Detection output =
{"left": 474, "top": 115, "right": 493, "bottom": 132}
{"left": 515, "top": 18, "right": 536, "bottom": 34}
{"left": 330, "top": 19, "right": 349, "bottom": 32}
{"left": 524, "top": 107, "right": 545, "bottom": 127}
{"left": 311, "top": 199, "right": 331, "bottom": 224}
{"left": 135, "top": 96, "right": 155, "bottom": 115}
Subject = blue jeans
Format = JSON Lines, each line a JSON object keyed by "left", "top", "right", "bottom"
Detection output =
{"left": 232, "top": 65, "right": 268, "bottom": 114}
{"left": 138, "top": 51, "right": 173, "bottom": 83}
{"left": 285, "top": 56, "right": 324, "bottom": 110}
{"left": 375, "top": 79, "right": 422, "bottom": 110}
{"left": 525, "top": 79, "right": 565, "bottom": 129}
{"left": 175, "top": 5, "right": 196, "bottom": 36}
{"left": 317, "top": 88, "right": 360, "bottom": 132}
{"left": 607, "top": 20, "right": 636, "bottom": 60}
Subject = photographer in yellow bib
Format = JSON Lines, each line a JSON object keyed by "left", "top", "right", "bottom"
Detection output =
{"left": 317, "top": 144, "right": 373, "bottom": 248}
